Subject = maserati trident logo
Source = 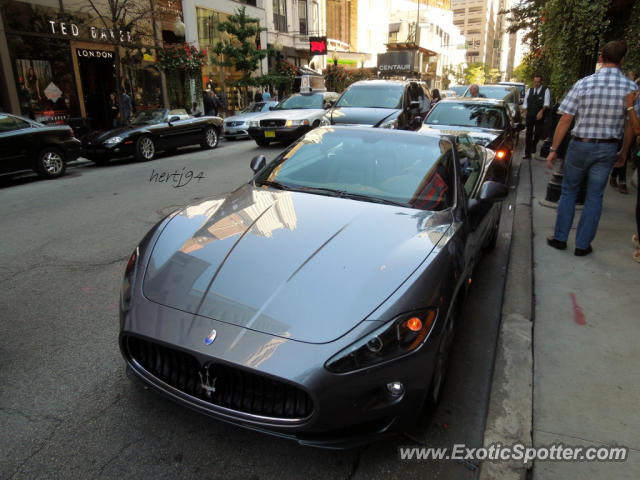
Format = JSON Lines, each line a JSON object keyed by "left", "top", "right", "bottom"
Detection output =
{"left": 198, "top": 366, "right": 217, "bottom": 398}
{"left": 204, "top": 328, "right": 217, "bottom": 345}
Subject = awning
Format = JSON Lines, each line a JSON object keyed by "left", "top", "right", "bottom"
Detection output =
{"left": 389, "top": 22, "right": 401, "bottom": 33}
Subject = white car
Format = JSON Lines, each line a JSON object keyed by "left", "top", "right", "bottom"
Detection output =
{"left": 247, "top": 92, "right": 339, "bottom": 146}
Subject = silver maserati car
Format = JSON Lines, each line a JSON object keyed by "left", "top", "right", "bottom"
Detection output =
{"left": 119, "top": 126, "right": 507, "bottom": 447}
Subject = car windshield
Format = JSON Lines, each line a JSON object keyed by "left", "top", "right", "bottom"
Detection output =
{"left": 465, "top": 86, "right": 517, "bottom": 103}
{"left": 242, "top": 102, "right": 266, "bottom": 113}
{"left": 426, "top": 102, "right": 507, "bottom": 130}
{"left": 449, "top": 86, "right": 468, "bottom": 96}
{"left": 130, "top": 110, "right": 166, "bottom": 125}
{"left": 255, "top": 128, "right": 453, "bottom": 210}
{"left": 336, "top": 84, "right": 404, "bottom": 109}
{"left": 273, "top": 95, "right": 323, "bottom": 110}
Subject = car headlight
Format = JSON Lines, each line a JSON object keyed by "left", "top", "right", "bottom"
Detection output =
{"left": 249, "top": 120, "right": 260, "bottom": 128}
{"left": 325, "top": 309, "right": 438, "bottom": 373}
{"left": 379, "top": 117, "right": 399, "bottom": 129}
{"left": 285, "top": 119, "right": 310, "bottom": 127}
{"left": 120, "top": 246, "right": 139, "bottom": 312}
{"left": 105, "top": 136, "right": 123, "bottom": 144}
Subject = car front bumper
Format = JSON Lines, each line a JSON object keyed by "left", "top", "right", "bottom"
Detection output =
{"left": 223, "top": 126, "right": 249, "bottom": 139}
{"left": 119, "top": 299, "right": 441, "bottom": 448}
{"left": 248, "top": 125, "right": 311, "bottom": 143}
{"left": 82, "top": 141, "right": 134, "bottom": 159}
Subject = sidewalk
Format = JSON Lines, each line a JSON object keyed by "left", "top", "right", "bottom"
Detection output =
{"left": 531, "top": 156, "right": 640, "bottom": 478}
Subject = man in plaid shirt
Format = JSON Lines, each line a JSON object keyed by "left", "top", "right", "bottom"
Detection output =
{"left": 546, "top": 41, "right": 640, "bottom": 256}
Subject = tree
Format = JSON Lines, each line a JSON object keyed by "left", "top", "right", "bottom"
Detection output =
{"left": 211, "top": 7, "right": 271, "bottom": 105}
{"left": 463, "top": 63, "right": 488, "bottom": 85}
{"left": 83, "top": 0, "right": 158, "bottom": 125}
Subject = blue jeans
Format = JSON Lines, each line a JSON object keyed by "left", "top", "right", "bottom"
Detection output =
{"left": 554, "top": 139, "right": 618, "bottom": 249}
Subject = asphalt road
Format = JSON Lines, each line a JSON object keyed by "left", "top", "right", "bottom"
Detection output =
{"left": 0, "top": 136, "right": 518, "bottom": 479}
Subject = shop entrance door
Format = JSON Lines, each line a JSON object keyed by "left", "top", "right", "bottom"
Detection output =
{"left": 78, "top": 53, "right": 116, "bottom": 131}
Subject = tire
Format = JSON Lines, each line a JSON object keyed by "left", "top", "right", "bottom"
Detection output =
{"left": 425, "top": 302, "right": 458, "bottom": 412}
{"left": 255, "top": 139, "right": 270, "bottom": 147}
{"left": 135, "top": 136, "right": 155, "bottom": 161}
{"left": 201, "top": 127, "right": 219, "bottom": 149}
{"left": 312, "top": 120, "right": 320, "bottom": 128}
{"left": 485, "top": 205, "right": 502, "bottom": 251}
{"left": 36, "top": 147, "right": 66, "bottom": 178}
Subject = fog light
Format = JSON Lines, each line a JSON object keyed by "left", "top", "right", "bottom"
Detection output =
{"left": 386, "top": 381, "right": 404, "bottom": 396}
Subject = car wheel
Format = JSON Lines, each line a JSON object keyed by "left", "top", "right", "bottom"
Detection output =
{"left": 425, "top": 302, "right": 457, "bottom": 411}
{"left": 36, "top": 147, "right": 66, "bottom": 178}
{"left": 201, "top": 127, "right": 219, "bottom": 149}
{"left": 485, "top": 214, "right": 501, "bottom": 251}
{"left": 135, "top": 136, "right": 155, "bottom": 161}
{"left": 312, "top": 120, "right": 320, "bottom": 128}
{"left": 255, "top": 139, "right": 270, "bottom": 147}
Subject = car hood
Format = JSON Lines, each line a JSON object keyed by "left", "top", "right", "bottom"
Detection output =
{"left": 329, "top": 107, "right": 398, "bottom": 126}
{"left": 224, "top": 112, "right": 262, "bottom": 123}
{"left": 420, "top": 124, "right": 501, "bottom": 147}
{"left": 82, "top": 126, "right": 139, "bottom": 143}
{"left": 142, "top": 184, "right": 451, "bottom": 344}
{"left": 256, "top": 108, "right": 326, "bottom": 121}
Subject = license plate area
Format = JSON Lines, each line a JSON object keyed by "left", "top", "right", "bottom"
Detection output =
{"left": 264, "top": 131, "right": 275, "bottom": 138}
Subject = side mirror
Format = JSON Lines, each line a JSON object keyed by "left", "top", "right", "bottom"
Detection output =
{"left": 168, "top": 116, "right": 180, "bottom": 123}
{"left": 479, "top": 180, "right": 508, "bottom": 202}
{"left": 250, "top": 154, "right": 266, "bottom": 173}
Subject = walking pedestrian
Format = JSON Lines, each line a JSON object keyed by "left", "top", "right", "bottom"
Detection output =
{"left": 254, "top": 90, "right": 263, "bottom": 103}
{"left": 430, "top": 89, "right": 442, "bottom": 106}
{"left": 203, "top": 89, "right": 216, "bottom": 116}
{"left": 109, "top": 92, "right": 119, "bottom": 128}
{"left": 617, "top": 90, "right": 640, "bottom": 262}
{"left": 122, "top": 90, "right": 132, "bottom": 123}
{"left": 523, "top": 74, "right": 551, "bottom": 160}
{"left": 546, "top": 40, "right": 639, "bottom": 256}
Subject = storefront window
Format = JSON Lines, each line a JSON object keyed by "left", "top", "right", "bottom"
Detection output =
{"left": 196, "top": 6, "right": 246, "bottom": 115}
{"left": 8, "top": 34, "right": 80, "bottom": 123}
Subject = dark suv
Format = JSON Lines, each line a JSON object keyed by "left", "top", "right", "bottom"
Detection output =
{"left": 327, "top": 80, "right": 432, "bottom": 130}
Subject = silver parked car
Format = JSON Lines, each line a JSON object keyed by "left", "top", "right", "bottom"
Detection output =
{"left": 119, "top": 126, "right": 507, "bottom": 448}
{"left": 223, "top": 101, "right": 278, "bottom": 140}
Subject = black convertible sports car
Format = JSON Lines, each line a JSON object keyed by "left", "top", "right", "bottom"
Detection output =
{"left": 119, "top": 127, "right": 507, "bottom": 448}
{"left": 422, "top": 98, "right": 524, "bottom": 182}
{"left": 0, "top": 113, "right": 81, "bottom": 179}
{"left": 82, "top": 109, "right": 222, "bottom": 164}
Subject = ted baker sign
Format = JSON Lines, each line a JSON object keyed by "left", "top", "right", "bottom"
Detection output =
{"left": 48, "top": 20, "right": 132, "bottom": 43}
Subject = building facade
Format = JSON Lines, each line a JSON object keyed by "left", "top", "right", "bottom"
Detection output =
{"left": 388, "top": 0, "right": 465, "bottom": 87}
{"left": 0, "top": 0, "right": 177, "bottom": 131}
{"left": 451, "top": 0, "right": 501, "bottom": 70}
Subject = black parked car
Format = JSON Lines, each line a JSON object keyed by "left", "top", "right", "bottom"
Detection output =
{"left": 327, "top": 80, "right": 432, "bottom": 130}
{"left": 82, "top": 109, "right": 222, "bottom": 164}
{"left": 422, "top": 98, "right": 524, "bottom": 181}
{"left": 0, "top": 113, "right": 81, "bottom": 179}
{"left": 119, "top": 126, "right": 508, "bottom": 448}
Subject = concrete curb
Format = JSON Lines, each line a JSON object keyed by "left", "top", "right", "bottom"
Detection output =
{"left": 479, "top": 158, "right": 534, "bottom": 480}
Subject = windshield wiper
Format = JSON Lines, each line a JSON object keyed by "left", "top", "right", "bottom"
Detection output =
{"left": 296, "top": 186, "right": 409, "bottom": 207}
{"left": 260, "top": 180, "right": 294, "bottom": 190}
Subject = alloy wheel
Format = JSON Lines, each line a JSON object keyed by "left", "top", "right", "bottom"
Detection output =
{"left": 42, "top": 151, "right": 64, "bottom": 175}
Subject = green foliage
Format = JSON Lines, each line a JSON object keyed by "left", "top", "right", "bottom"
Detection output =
{"left": 210, "top": 7, "right": 270, "bottom": 85}
{"left": 543, "top": 0, "right": 610, "bottom": 98}
{"left": 442, "top": 65, "right": 465, "bottom": 87}
{"left": 322, "top": 65, "right": 374, "bottom": 93}
{"left": 156, "top": 43, "right": 207, "bottom": 72}
{"left": 622, "top": 1, "right": 640, "bottom": 77}
{"left": 463, "top": 63, "right": 487, "bottom": 85}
